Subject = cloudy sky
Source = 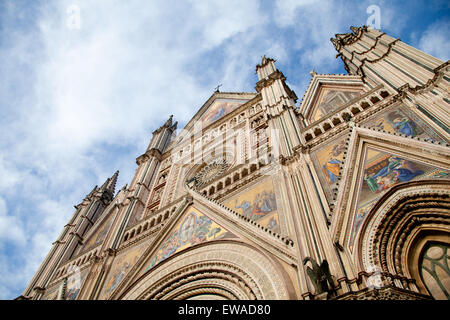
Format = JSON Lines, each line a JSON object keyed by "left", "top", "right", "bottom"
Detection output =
{"left": 0, "top": 0, "right": 448, "bottom": 299}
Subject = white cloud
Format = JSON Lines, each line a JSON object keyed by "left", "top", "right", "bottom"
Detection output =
{"left": 274, "top": 0, "right": 349, "bottom": 69}
{"left": 0, "top": 197, "right": 26, "bottom": 246}
{"left": 418, "top": 20, "right": 450, "bottom": 61}
{"left": 274, "top": 0, "right": 320, "bottom": 27}
{"left": 0, "top": 0, "right": 269, "bottom": 298}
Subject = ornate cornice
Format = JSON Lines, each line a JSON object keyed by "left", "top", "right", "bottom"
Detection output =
{"left": 336, "top": 285, "right": 431, "bottom": 300}
{"left": 255, "top": 55, "right": 276, "bottom": 72}
{"left": 398, "top": 60, "right": 449, "bottom": 94}
{"left": 136, "top": 147, "right": 162, "bottom": 165}
{"left": 255, "top": 70, "right": 286, "bottom": 93}
{"left": 330, "top": 25, "right": 368, "bottom": 51}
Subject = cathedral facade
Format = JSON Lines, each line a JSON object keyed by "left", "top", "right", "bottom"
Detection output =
{"left": 20, "top": 26, "right": 450, "bottom": 300}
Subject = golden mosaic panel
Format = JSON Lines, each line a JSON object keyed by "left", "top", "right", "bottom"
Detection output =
{"left": 223, "top": 178, "right": 280, "bottom": 234}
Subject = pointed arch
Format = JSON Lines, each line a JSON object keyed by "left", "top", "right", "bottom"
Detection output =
{"left": 115, "top": 240, "right": 296, "bottom": 300}
{"left": 330, "top": 126, "right": 450, "bottom": 249}
{"left": 358, "top": 180, "right": 450, "bottom": 299}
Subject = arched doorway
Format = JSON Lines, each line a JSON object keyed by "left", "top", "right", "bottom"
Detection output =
{"left": 116, "top": 240, "right": 296, "bottom": 300}
{"left": 358, "top": 180, "right": 450, "bottom": 299}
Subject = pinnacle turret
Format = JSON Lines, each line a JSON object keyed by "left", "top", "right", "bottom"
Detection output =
{"left": 99, "top": 170, "right": 119, "bottom": 196}
{"left": 164, "top": 115, "right": 173, "bottom": 127}
{"left": 330, "top": 25, "right": 368, "bottom": 51}
{"left": 255, "top": 55, "right": 278, "bottom": 81}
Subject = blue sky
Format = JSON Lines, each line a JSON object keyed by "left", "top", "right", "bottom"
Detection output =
{"left": 0, "top": 0, "right": 448, "bottom": 299}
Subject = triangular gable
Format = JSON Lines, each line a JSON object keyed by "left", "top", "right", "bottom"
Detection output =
{"left": 65, "top": 267, "right": 89, "bottom": 300}
{"left": 360, "top": 102, "right": 448, "bottom": 144}
{"left": 298, "top": 74, "right": 364, "bottom": 124}
{"left": 348, "top": 147, "right": 449, "bottom": 251}
{"left": 43, "top": 264, "right": 90, "bottom": 300}
{"left": 106, "top": 192, "right": 297, "bottom": 299}
{"left": 144, "top": 205, "right": 236, "bottom": 273}
{"left": 330, "top": 126, "right": 450, "bottom": 253}
{"left": 101, "top": 202, "right": 239, "bottom": 299}
{"left": 183, "top": 92, "right": 256, "bottom": 133}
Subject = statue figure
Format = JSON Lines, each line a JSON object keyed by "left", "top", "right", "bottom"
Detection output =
{"left": 303, "top": 257, "right": 336, "bottom": 297}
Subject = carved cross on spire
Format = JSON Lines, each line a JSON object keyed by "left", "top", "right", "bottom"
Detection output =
{"left": 214, "top": 84, "right": 222, "bottom": 93}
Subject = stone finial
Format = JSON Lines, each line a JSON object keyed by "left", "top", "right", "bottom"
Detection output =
{"left": 164, "top": 115, "right": 173, "bottom": 127}
{"left": 99, "top": 170, "right": 119, "bottom": 196}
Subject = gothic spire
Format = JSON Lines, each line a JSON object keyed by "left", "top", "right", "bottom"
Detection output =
{"left": 164, "top": 115, "right": 173, "bottom": 127}
{"left": 256, "top": 55, "right": 278, "bottom": 81}
{"left": 330, "top": 25, "right": 368, "bottom": 51}
{"left": 256, "top": 55, "right": 276, "bottom": 71}
{"left": 99, "top": 170, "right": 119, "bottom": 196}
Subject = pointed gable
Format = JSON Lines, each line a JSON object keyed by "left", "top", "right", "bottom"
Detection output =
{"left": 310, "top": 131, "right": 351, "bottom": 205}
{"left": 183, "top": 92, "right": 257, "bottom": 133}
{"left": 328, "top": 126, "right": 450, "bottom": 253}
{"left": 298, "top": 74, "right": 365, "bottom": 125}
{"left": 144, "top": 205, "right": 235, "bottom": 272}
{"left": 348, "top": 147, "right": 449, "bottom": 250}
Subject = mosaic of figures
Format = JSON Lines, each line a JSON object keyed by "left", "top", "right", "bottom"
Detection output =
{"left": 66, "top": 268, "right": 89, "bottom": 300}
{"left": 224, "top": 178, "right": 280, "bottom": 234}
{"left": 311, "top": 135, "right": 348, "bottom": 204}
{"left": 364, "top": 104, "right": 448, "bottom": 143}
{"left": 42, "top": 268, "right": 88, "bottom": 300}
{"left": 200, "top": 98, "right": 248, "bottom": 127}
{"left": 145, "top": 208, "right": 234, "bottom": 272}
{"left": 99, "top": 240, "right": 149, "bottom": 300}
{"left": 348, "top": 148, "right": 449, "bottom": 251}
{"left": 311, "top": 88, "right": 361, "bottom": 122}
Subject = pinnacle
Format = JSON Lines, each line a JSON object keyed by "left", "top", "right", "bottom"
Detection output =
{"left": 256, "top": 54, "right": 276, "bottom": 71}
{"left": 107, "top": 170, "right": 119, "bottom": 194}
{"left": 261, "top": 54, "right": 268, "bottom": 65}
{"left": 100, "top": 170, "right": 119, "bottom": 195}
{"left": 164, "top": 115, "right": 173, "bottom": 127}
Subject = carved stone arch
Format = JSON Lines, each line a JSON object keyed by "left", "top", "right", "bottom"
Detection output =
{"left": 117, "top": 240, "right": 295, "bottom": 300}
{"left": 358, "top": 180, "right": 450, "bottom": 298}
